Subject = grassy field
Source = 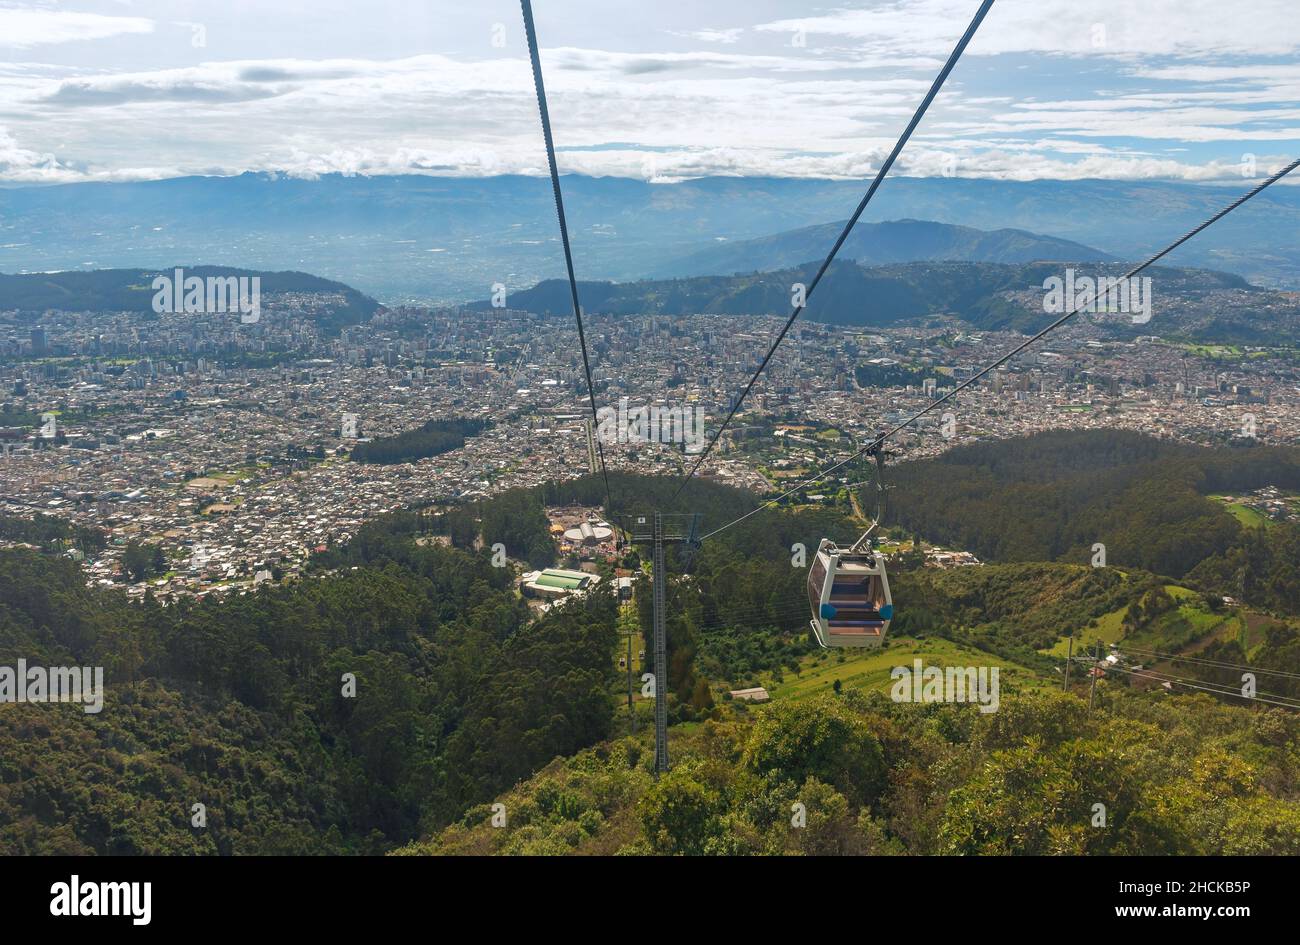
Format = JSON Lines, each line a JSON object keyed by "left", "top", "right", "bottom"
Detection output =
{"left": 1183, "top": 343, "right": 1245, "bottom": 359}
{"left": 1037, "top": 584, "right": 1244, "bottom": 663}
{"left": 1179, "top": 343, "right": 1278, "bottom": 360}
{"left": 1118, "top": 591, "right": 1236, "bottom": 653}
{"left": 1042, "top": 605, "right": 1129, "bottom": 658}
{"left": 1209, "top": 494, "right": 1272, "bottom": 529}
{"left": 1241, "top": 612, "right": 1296, "bottom": 658}
{"left": 766, "top": 636, "right": 1048, "bottom": 702}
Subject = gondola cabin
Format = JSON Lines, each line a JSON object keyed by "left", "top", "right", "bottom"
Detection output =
{"left": 807, "top": 538, "right": 893, "bottom": 648}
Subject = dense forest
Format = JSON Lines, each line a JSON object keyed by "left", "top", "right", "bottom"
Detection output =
{"left": 854, "top": 362, "right": 930, "bottom": 389}
{"left": 0, "top": 512, "right": 107, "bottom": 554}
{"left": 890, "top": 430, "right": 1300, "bottom": 581}
{"left": 348, "top": 418, "right": 488, "bottom": 465}
{"left": 401, "top": 686, "right": 1300, "bottom": 856}
{"left": 0, "top": 533, "right": 615, "bottom": 854}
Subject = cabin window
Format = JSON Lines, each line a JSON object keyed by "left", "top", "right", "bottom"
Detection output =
{"left": 807, "top": 558, "right": 827, "bottom": 614}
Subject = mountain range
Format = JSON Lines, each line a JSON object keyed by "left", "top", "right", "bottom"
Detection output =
{"left": 3, "top": 255, "right": 1293, "bottom": 346}
{"left": 0, "top": 267, "right": 379, "bottom": 333}
{"left": 474, "top": 260, "right": 1299, "bottom": 341}
{"left": 650, "top": 218, "right": 1114, "bottom": 278}
{"left": 2, "top": 173, "right": 1298, "bottom": 303}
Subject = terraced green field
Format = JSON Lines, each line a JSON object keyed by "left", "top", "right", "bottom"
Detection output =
{"left": 767, "top": 636, "right": 1048, "bottom": 702}
{"left": 1042, "top": 605, "right": 1129, "bottom": 658}
{"left": 1039, "top": 584, "right": 1243, "bottom": 661}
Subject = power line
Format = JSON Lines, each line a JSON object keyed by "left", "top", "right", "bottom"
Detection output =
{"left": 1093, "top": 659, "right": 1300, "bottom": 702}
{"left": 671, "top": 0, "right": 997, "bottom": 504}
{"left": 1118, "top": 644, "right": 1300, "bottom": 681}
{"left": 1100, "top": 662, "right": 1300, "bottom": 711}
{"left": 700, "top": 154, "right": 1300, "bottom": 542}
{"left": 521, "top": 0, "right": 613, "bottom": 513}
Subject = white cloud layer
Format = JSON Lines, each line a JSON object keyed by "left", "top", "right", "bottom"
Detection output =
{"left": 754, "top": 0, "right": 1300, "bottom": 59}
{"left": 0, "top": 1, "right": 1295, "bottom": 185}
{"left": 0, "top": 8, "right": 153, "bottom": 48}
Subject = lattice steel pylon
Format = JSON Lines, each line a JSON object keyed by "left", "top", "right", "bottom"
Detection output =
{"left": 651, "top": 514, "right": 669, "bottom": 773}
{"left": 620, "top": 512, "right": 701, "bottom": 776}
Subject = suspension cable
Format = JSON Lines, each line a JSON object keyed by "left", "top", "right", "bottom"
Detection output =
{"left": 671, "top": 0, "right": 997, "bottom": 503}
{"left": 700, "top": 155, "right": 1300, "bottom": 542}
{"left": 1118, "top": 644, "right": 1300, "bottom": 681}
{"left": 521, "top": 0, "right": 613, "bottom": 512}
{"left": 1099, "top": 662, "right": 1300, "bottom": 711}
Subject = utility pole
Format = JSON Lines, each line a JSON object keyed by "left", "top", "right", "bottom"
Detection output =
{"left": 652, "top": 512, "right": 669, "bottom": 775}
{"left": 1063, "top": 635, "right": 1073, "bottom": 691}
{"left": 1089, "top": 642, "right": 1099, "bottom": 712}
{"left": 625, "top": 622, "right": 635, "bottom": 734}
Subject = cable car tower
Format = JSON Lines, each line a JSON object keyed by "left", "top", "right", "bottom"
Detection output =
{"left": 619, "top": 512, "right": 701, "bottom": 776}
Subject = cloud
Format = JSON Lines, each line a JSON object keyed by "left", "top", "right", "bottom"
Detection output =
{"left": 41, "top": 76, "right": 283, "bottom": 107}
{"left": 754, "top": 0, "right": 1300, "bottom": 59}
{"left": 0, "top": 4, "right": 1295, "bottom": 189}
{"left": 0, "top": 8, "right": 153, "bottom": 48}
{"left": 0, "top": 127, "right": 67, "bottom": 181}
{"left": 543, "top": 46, "right": 933, "bottom": 75}
{"left": 32, "top": 57, "right": 402, "bottom": 108}
{"left": 672, "top": 28, "right": 744, "bottom": 45}
{"left": 549, "top": 143, "right": 1300, "bottom": 185}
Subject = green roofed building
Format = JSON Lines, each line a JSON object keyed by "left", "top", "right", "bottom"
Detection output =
{"left": 520, "top": 568, "right": 602, "bottom": 599}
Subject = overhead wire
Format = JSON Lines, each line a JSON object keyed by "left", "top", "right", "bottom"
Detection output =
{"left": 521, "top": 0, "right": 613, "bottom": 513}
{"left": 1116, "top": 644, "right": 1300, "bottom": 681}
{"left": 520, "top": 3, "right": 1300, "bottom": 717}
{"left": 700, "top": 155, "right": 1300, "bottom": 542}
{"left": 1098, "top": 662, "right": 1300, "bottom": 711}
{"left": 671, "top": 0, "right": 997, "bottom": 503}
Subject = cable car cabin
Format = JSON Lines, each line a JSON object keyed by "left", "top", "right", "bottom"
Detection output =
{"left": 807, "top": 538, "right": 893, "bottom": 648}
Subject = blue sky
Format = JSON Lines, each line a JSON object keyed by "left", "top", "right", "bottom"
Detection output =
{"left": 0, "top": 0, "right": 1297, "bottom": 184}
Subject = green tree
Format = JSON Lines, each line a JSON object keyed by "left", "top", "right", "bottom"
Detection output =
{"left": 638, "top": 765, "right": 723, "bottom": 855}
{"left": 743, "top": 695, "right": 887, "bottom": 808}
{"left": 121, "top": 541, "right": 150, "bottom": 582}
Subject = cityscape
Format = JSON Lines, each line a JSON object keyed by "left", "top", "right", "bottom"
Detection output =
{"left": 1, "top": 0, "right": 1299, "bottom": 894}
{"left": 2, "top": 296, "right": 1296, "bottom": 600}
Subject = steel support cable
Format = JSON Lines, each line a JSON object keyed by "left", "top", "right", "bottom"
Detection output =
{"left": 521, "top": 0, "right": 613, "bottom": 512}
{"left": 701, "top": 155, "right": 1300, "bottom": 542}
{"left": 1088, "top": 659, "right": 1300, "bottom": 702}
{"left": 671, "top": 0, "right": 997, "bottom": 503}
{"left": 1117, "top": 644, "right": 1300, "bottom": 681}
{"left": 1100, "top": 662, "right": 1300, "bottom": 711}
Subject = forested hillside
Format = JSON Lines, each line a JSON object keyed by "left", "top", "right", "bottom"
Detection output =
{"left": 375, "top": 449, "right": 1300, "bottom": 859}
{"left": 349, "top": 418, "right": 488, "bottom": 465}
{"left": 649, "top": 217, "right": 1114, "bottom": 277}
{"left": 397, "top": 687, "right": 1300, "bottom": 856}
{"left": 890, "top": 430, "right": 1300, "bottom": 583}
{"left": 0, "top": 267, "right": 379, "bottom": 338}
{"left": 476, "top": 261, "right": 1299, "bottom": 340}
{"left": 0, "top": 537, "right": 615, "bottom": 854}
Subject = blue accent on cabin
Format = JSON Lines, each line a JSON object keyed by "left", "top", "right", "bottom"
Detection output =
{"left": 879, "top": 604, "right": 894, "bottom": 620}
{"left": 820, "top": 603, "right": 837, "bottom": 619}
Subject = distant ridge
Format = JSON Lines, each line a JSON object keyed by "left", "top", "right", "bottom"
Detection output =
{"left": 652, "top": 218, "right": 1115, "bottom": 278}
{"left": 0, "top": 266, "right": 380, "bottom": 333}
{"left": 474, "top": 259, "right": 1298, "bottom": 342}
{"left": 1, "top": 173, "right": 1297, "bottom": 300}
